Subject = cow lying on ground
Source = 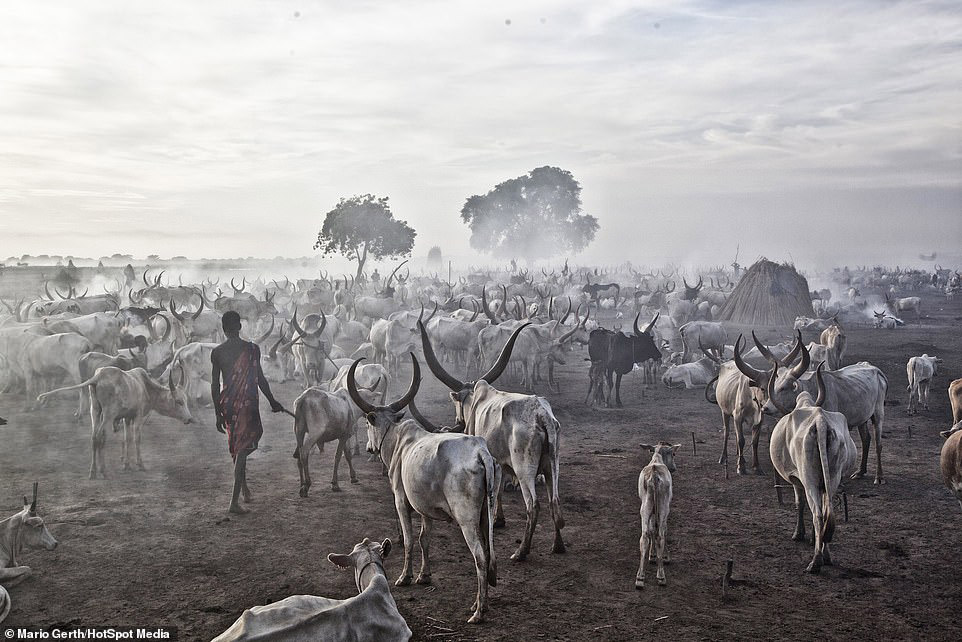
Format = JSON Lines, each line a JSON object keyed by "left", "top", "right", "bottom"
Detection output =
{"left": 635, "top": 442, "right": 679, "bottom": 589}
{"left": 769, "top": 364, "right": 857, "bottom": 573}
{"left": 213, "top": 537, "right": 411, "bottom": 641}
{"left": 0, "top": 485, "right": 58, "bottom": 624}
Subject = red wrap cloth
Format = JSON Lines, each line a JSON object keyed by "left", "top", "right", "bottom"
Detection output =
{"left": 218, "top": 342, "right": 263, "bottom": 461}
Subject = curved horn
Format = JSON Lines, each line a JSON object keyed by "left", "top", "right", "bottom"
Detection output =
{"left": 255, "top": 315, "right": 275, "bottom": 344}
{"left": 388, "top": 353, "right": 420, "bottom": 412}
{"left": 751, "top": 331, "right": 779, "bottom": 365}
{"left": 789, "top": 340, "right": 811, "bottom": 378}
{"left": 155, "top": 314, "right": 172, "bottom": 342}
{"left": 143, "top": 269, "right": 152, "bottom": 287}
{"left": 665, "top": 279, "right": 676, "bottom": 293}
{"left": 426, "top": 301, "right": 439, "bottom": 322}
{"left": 408, "top": 399, "right": 443, "bottom": 433}
{"left": 814, "top": 362, "right": 826, "bottom": 407}
{"left": 418, "top": 320, "right": 464, "bottom": 391}
{"left": 155, "top": 270, "right": 165, "bottom": 286}
{"left": 290, "top": 308, "right": 306, "bottom": 338}
{"left": 636, "top": 311, "right": 659, "bottom": 335}
{"left": 559, "top": 297, "right": 572, "bottom": 324}
{"left": 231, "top": 277, "right": 242, "bottom": 292}
{"left": 30, "top": 481, "right": 38, "bottom": 514}
{"left": 556, "top": 323, "right": 578, "bottom": 344}
{"left": 481, "top": 322, "right": 530, "bottom": 384}
{"left": 699, "top": 338, "right": 721, "bottom": 364}
{"left": 480, "top": 288, "right": 498, "bottom": 323}
{"left": 167, "top": 362, "right": 177, "bottom": 392}
{"left": 192, "top": 295, "right": 204, "bottom": 320}
{"left": 500, "top": 284, "right": 509, "bottom": 319}
{"left": 169, "top": 299, "right": 186, "bottom": 322}
{"left": 580, "top": 302, "right": 590, "bottom": 326}
{"left": 767, "top": 363, "right": 792, "bottom": 415}
{"left": 780, "top": 330, "right": 804, "bottom": 368}
{"left": 469, "top": 300, "right": 480, "bottom": 322}
{"left": 733, "top": 335, "right": 768, "bottom": 384}
{"left": 683, "top": 277, "right": 693, "bottom": 290}
{"left": 269, "top": 323, "right": 286, "bottom": 358}
{"left": 347, "top": 359, "right": 376, "bottom": 415}
{"left": 312, "top": 310, "right": 327, "bottom": 338}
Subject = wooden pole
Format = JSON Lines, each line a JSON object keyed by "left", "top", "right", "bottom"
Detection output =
{"left": 722, "top": 559, "right": 733, "bottom": 597}
{"left": 691, "top": 432, "right": 697, "bottom": 456}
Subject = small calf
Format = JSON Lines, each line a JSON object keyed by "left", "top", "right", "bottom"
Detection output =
{"left": 906, "top": 354, "right": 942, "bottom": 414}
{"left": 636, "top": 442, "right": 680, "bottom": 589}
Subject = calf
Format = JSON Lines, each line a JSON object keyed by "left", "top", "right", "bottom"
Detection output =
{"left": 769, "top": 365, "right": 857, "bottom": 573}
{"left": 906, "top": 354, "right": 942, "bottom": 413}
{"left": 214, "top": 537, "right": 411, "bottom": 641}
{"left": 635, "top": 442, "right": 679, "bottom": 589}
{"left": 0, "top": 485, "right": 58, "bottom": 624}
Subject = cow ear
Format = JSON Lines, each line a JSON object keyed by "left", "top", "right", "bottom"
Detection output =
{"left": 748, "top": 381, "right": 759, "bottom": 389}
{"left": 449, "top": 391, "right": 460, "bottom": 403}
{"left": 381, "top": 539, "right": 392, "bottom": 558}
{"left": 394, "top": 411, "right": 406, "bottom": 422}
{"left": 327, "top": 553, "right": 353, "bottom": 570}
{"left": 672, "top": 444, "right": 682, "bottom": 453}
{"left": 640, "top": 444, "right": 654, "bottom": 453}
{"left": 366, "top": 412, "right": 377, "bottom": 424}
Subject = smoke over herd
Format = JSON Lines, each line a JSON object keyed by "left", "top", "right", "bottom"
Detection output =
{"left": 2, "top": 1, "right": 962, "bottom": 640}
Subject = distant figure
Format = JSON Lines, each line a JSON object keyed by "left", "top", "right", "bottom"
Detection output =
{"left": 211, "top": 311, "right": 283, "bottom": 514}
{"left": 370, "top": 268, "right": 381, "bottom": 283}
{"left": 123, "top": 263, "right": 136, "bottom": 288}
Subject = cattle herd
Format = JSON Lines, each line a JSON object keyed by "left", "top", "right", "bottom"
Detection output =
{"left": 1, "top": 260, "right": 961, "bottom": 638}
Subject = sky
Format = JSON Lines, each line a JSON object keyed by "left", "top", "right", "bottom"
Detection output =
{"left": 1, "top": 0, "right": 960, "bottom": 269}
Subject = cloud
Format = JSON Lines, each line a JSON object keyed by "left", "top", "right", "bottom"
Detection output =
{"left": 0, "top": 0, "right": 959, "bottom": 266}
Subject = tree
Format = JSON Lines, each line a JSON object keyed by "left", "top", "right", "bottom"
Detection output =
{"left": 314, "top": 194, "right": 416, "bottom": 279}
{"left": 460, "top": 166, "right": 599, "bottom": 260}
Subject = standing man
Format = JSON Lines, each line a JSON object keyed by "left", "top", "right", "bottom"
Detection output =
{"left": 211, "top": 311, "right": 284, "bottom": 514}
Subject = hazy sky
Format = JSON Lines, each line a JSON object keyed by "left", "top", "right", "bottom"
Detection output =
{"left": 1, "top": 1, "right": 960, "bottom": 268}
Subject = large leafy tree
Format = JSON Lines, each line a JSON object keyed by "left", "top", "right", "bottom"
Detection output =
{"left": 314, "top": 194, "right": 416, "bottom": 279}
{"left": 460, "top": 166, "right": 599, "bottom": 260}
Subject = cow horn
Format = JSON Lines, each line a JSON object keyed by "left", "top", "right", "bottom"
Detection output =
{"left": 143, "top": 269, "right": 152, "bottom": 287}
{"left": 169, "top": 299, "right": 186, "bottom": 322}
{"left": 683, "top": 277, "right": 693, "bottom": 290}
{"left": 481, "top": 322, "right": 530, "bottom": 384}
{"left": 767, "top": 364, "right": 792, "bottom": 415}
{"left": 547, "top": 296, "right": 554, "bottom": 320}
{"left": 814, "top": 362, "right": 826, "bottom": 407}
{"left": 269, "top": 323, "right": 286, "bottom": 358}
{"left": 789, "top": 340, "right": 811, "bottom": 379}
{"left": 559, "top": 297, "right": 572, "bottom": 324}
{"left": 557, "top": 323, "right": 578, "bottom": 344}
{"left": 312, "top": 310, "right": 327, "bottom": 338}
{"left": 699, "top": 338, "right": 721, "bottom": 364}
{"left": 155, "top": 314, "right": 172, "bottom": 342}
{"left": 347, "top": 358, "right": 376, "bottom": 415}
{"left": 255, "top": 315, "right": 275, "bottom": 344}
{"left": 388, "top": 354, "right": 420, "bottom": 412}
{"left": 751, "top": 331, "right": 779, "bottom": 364}
{"left": 167, "top": 363, "right": 177, "bottom": 392}
{"left": 500, "top": 284, "right": 509, "bottom": 319}
{"left": 480, "top": 288, "right": 498, "bottom": 323}
{"left": 290, "top": 309, "right": 306, "bottom": 338}
{"left": 733, "top": 335, "right": 768, "bottom": 384}
{"left": 418, "top": 319, "right": 465, "bottom": 391}
{"left": 77, "top": 287, "right": 88, "bottom": 298}
{"left": 155, "top": 270, "right": 165, "bottom": 286}
{"left": 29, "top": 481, "right": 38, "bottom": 514}
{"left": 780, "top": 330, "right": 804, "bottom": 368}
{"left": 580, "top": 302, "right": 590, "bottom": 327}
{"left": 192, "top": 295, "right": 204, "bottom": 319}
{"left": 408, "top": 399, "right": 443, "bottom": 433}
{"left": 427, "top": 301, "right": 439, "bottom": 322}
{"left": 55, "top": 286, "right": 70, "bottom": 300}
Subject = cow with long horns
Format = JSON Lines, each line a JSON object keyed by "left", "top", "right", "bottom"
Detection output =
{"left": 0, "top": 483, "right": 59, "bottom": 624}
{"left": 419, "top": 320, "right": 565, "bottom": 561}
{"left": 587, "top": 313, "right": 663, "bottom": 407}
{"left": 347, "top": 355, "right": 500, "bottom": 624}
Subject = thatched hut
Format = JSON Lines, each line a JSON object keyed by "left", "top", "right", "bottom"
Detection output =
{"left": 716, "top": 259, "right": 814, "bottom": 326}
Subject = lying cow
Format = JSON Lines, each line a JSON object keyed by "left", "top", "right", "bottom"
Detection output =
{"left": 873, "top": 311, "right": 903, "bottom": 329}
{"left": 635, "top": 442, "right": 679, "bottom": 589}
{"left": 906, "top": 354, "right": 942, "bottom": 414}
{"left": 213, "top": 537, "right": 411, "bottom": 641}
{"left": 662, "top": 354, "right": 719, "bottom": 389}
{"left": 769, "top": 364, "right": 857, "bottom": 573}
{"left": 0, "top": 485, "right": 58, "bottom": 624}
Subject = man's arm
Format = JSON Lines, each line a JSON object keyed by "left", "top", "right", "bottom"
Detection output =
{"left": 254, "top": 345, "right": 283, "bottom": 412}
{"left": 211, "top": 351, "right": 225, "bottom": 433}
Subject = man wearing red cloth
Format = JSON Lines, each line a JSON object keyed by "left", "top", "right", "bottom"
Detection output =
{"left": 211, "top": 311, "right": 284, "bottom": 514}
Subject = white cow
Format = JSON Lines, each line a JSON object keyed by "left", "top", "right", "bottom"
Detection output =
{"left": 635, "top": 442, "right": 679, "bottom": 589}
{"left": 769, "top": 365, "right": 857, "bottom": 573}
{"left": 0, "top": 485, "right": 58, "bottom": 624}
{"left": 906, "top": 354, "right": 942, "bottom": 414}
{"left": 214, "top": 538, "right": 411, "bottom": 641}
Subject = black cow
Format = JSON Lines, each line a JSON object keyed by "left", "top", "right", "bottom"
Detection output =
{"left": 587, "top": 312, "right": 662, "bottom": 407}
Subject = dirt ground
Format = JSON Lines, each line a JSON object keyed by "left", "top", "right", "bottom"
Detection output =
{"left": 2, "top": 288, "right": 961, "bottom": 641}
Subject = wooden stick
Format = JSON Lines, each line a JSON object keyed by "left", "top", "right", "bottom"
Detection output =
{"left": 691, "top": 431, "right": 697, "bottom": 456}
{"left": 722, "top": 559, "right": 733, "bottom": 597}
{"left": 774, "top": 471, "right": 783, "bottom": 505}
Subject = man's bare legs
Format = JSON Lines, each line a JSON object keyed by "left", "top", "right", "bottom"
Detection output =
{"left": 229, "top": 450, "right": 253, "bottom": 514}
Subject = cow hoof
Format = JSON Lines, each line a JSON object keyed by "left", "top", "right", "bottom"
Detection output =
{"left": 717, "top": 455, "right": 727, "bottom": 465}
{"left": 792, "top": 531, "right": 805, "bottom": 542}
{"left": 331, "top": 485, "right": 341, "bottom": 492}
{"left": 416, "top": 574, "right": 432, "bottom": 585}
{"left": 874, "top": 477, "right": 885, "bottom": 485}
{"left": 395, "top": 576, "right": 413, "bottom": 587}
{"left": 552, "top": 541, "right": 566, "bottom": 554}
{"left": 850, "top": 471, "right": 866, "bottom": 480}
{"left": 467, "top": 612, "right": 483, "bottom": 624}
{"left": 657, "top": 577, "right": 667, "bottom": 586}
{"left": 493, "top": 517, "right": 506, "bottom": 528}
{"left": 753, "top": 467, "right": 765, "bottom": 476}
{"left": 510, "top": 550, "right": 527, "bottom": 562}
{"left": 299, "top": 487, "right": 308, "bottom": 498}
{"left": 634, "top": 579, "right": 645, "bottom": 590}
{"left": 805, "top": 562, "right": 822, "bottom": 575}
{"left": 350, "top": 477, "right": 360, "bottom": 484}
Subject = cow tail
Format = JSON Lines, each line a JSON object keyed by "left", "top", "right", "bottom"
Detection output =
{"left": 292, "top": 401, "right": 304, "bottom": 459}
{"left": 815, "top": 419, "right": 835, "bottom": 545}
{"left": 705, "top": 375, "right": 720, "bottom": 405}
{"left": 540, "top": 410, "right": 564, "bottom": 530}
{"left": 480, "top": 450, "right": 499, "bottom": 587}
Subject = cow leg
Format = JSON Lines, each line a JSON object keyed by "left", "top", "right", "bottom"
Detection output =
{"left": 90, "top": 404, "right": 107, "bottom": 480}
{"left": 122, "top": 418, "right": 133, "bottom": 471}
{"left": 493, "top": 481, "right": 506, "bottom": 528}
{"left": 394, "top": 497, "right": 415, "bottom": 586}
{"left": 511, "top": 470, "right": 539, "bottom": 561}
{"left": 656, "top": 521, "right": 668, "bottom": 585}
{"left": 805, "top": 488, "right": 825, "bottom": 574}
{"left": 134, "top": 417, "right": 147, "bottom": 470}
{"left": 719, "top": 413, "right": 731, "bottom": 465}
{"left": 791, "top": 480, "right": 806, "bottom": 542}
{"left": 852, "top": 423, "right": 870, "bottom": 480}
{"left": 457, "top": 513, "right": 489, "bottom": 624}
{"left": 331, "top": 439, "right": 344, "bottom": 491}
{"left": 416, "top": 517, "right": 433, "bottom": 585}
{"left": 921, "top": 380, "right": 930, "bottom": 410}
{"left": 352, "top": 421, "right": 360, "bottom": 455}
{"left": 750, "top": 420, "right": 764, "bottom": 475}
{"left": 635, "top": 530, "right": 650, "bottom": 589}
{"left": 541, "top": 463, "right": 565, "bottom": 554}
{"left": 295, "top": 430, "right": 312, "bottom": 497}
{"left": 735, "top": 417, "right": 748, "bottom": 475}
{"left": 614, "top": 373, "right": 624, "bottom": 407}
{"left": 584, "top": 375, "right": 595, "bottom": 405}
{"left": 871, "top": 414, "right": 884, "bottom": 485}
{"left": 343, "top": 442, "right": 358, "bottom": 484}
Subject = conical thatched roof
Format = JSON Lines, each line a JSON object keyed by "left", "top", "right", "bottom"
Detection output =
{"left": 716, "top": 259, "right": 814, "bottom": 326}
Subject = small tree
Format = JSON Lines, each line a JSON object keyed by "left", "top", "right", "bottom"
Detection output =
{"left": 460, "top": 166, "right": 599, "bottom": 260}
{"left": 314, "top": 194, "right": 416, "bottom": 279}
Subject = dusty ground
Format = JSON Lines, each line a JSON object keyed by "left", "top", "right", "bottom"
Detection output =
{"left": 2, "top": 288, "right": 961, "bottom": 641}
